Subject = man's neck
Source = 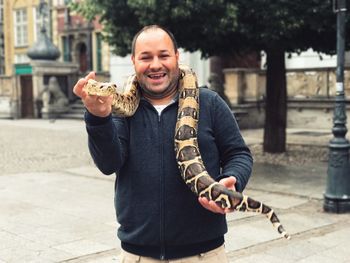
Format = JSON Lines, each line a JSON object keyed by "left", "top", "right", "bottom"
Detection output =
{"left": 144, "top": 89, "right": 177, "bottom": 105}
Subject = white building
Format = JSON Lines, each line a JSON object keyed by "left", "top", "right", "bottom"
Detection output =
{"left": 261, "top": 48, "right": 350, "bottom": 70}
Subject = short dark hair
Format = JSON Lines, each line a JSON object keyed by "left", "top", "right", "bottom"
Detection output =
{"left": 131, "top": 25, "right": 178, "bottom": 56}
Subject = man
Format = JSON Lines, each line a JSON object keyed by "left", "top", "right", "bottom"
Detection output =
{"left": 73, "top": 25, "right": 253, "bottom": 262}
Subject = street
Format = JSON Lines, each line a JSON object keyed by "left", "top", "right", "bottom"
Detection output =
{"left": 0, "top": 119, "right": 349, "bottom": 262}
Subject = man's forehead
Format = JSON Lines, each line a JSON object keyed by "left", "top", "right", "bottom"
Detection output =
{"left": 137, "top": 29, "right": 169, "bottom": 42}
{"left": 134, "top": 29, "right": 173, "bottom": 52}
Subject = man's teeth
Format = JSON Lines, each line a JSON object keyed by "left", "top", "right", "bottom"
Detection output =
{"left": 149, "top": 73, "right": 166, "bottom": 79}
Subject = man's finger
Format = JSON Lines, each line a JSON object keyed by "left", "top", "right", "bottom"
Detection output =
{"left": 73, "top": 72, "right": 96, "bottom": 99}
{"left": 84, "top": 71, "right": 96, "bottom": 81}
{"left": 73, "top": 78, "right": 86, "bottom": 98}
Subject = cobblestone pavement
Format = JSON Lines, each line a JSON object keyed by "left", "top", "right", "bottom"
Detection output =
{"left": 0, "top": 119, "right": 94, "bottom": 174}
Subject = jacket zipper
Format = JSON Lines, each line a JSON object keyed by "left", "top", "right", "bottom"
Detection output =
{"left": 158, "top": 112, "right": 166, "bottom": 260}
{"left": 147, "top": 100, "right": 176, "bottom": 260}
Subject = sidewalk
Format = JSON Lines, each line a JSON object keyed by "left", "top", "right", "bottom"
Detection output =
{"left": 0, "top": 119, "right": 349, "bottom": 262}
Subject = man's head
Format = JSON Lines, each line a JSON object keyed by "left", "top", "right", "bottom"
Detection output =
{"left": 131, "top": 25, "right": 180, "bottom": 102}
{"left": 131, "top": 25, "right": 178, "bottom": 56}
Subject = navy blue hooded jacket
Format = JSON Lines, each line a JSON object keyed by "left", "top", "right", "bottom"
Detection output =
{"left": 84, "top": 87, "right": 253, "bottom": 259}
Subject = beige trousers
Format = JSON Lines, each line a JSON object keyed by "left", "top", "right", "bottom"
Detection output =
{"left": 120, "top": 245, "right": 228, "bottom": 263}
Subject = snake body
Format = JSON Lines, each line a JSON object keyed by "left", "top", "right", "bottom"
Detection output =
{"left": 84, "top": 65, "right": 291, "bottom": 240}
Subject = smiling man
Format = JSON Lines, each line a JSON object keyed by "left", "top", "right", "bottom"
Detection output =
{"left": 131, "top": 27, "right": 180, "bottom": 105}
{"left": 73, "top": 25, "right": 253, "bottom": 262}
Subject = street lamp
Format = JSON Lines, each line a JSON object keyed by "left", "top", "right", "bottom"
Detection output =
{"left": 324, "top": 0, "right": 350, "bottom": 213}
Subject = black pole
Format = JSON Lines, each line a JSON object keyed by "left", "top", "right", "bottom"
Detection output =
{"left": 63, "top": 0, "right": 71, "bottom": 62}
{"left": 324, "top": 0, "right": 350, "bottom": 213}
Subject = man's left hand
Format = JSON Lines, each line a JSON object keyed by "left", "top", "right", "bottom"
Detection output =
{"left": 198, "top": 176, "right": 237, "bottom": 214}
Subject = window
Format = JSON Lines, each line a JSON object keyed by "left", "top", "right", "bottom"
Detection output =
{"left": 14, "top": 8, "right": 28, "bottom": 47}
{"left": 33, "top": 7, "right": 41, "bottom": 41}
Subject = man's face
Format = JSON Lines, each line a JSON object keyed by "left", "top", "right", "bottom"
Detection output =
{"left": 131, "top": 29, "right": 180, "bottom": 97}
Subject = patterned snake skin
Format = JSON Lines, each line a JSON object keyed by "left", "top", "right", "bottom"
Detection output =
{"left": 84, "top": 65, "right": 291, "bottom": 240}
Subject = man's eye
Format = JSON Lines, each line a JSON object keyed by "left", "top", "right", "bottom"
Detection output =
{"left": 140, "top": 56, "right": 151, "bottom": 60}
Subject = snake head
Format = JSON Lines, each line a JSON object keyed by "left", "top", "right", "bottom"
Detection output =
{"left": 85, "top": 79, "right": 117, "bottom": 96}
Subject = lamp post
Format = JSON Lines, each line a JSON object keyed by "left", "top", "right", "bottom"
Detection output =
{"left": 324, "top": 0, "right": 350, "bottom": 213}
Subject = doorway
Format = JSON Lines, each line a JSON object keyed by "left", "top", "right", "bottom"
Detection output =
{"left": 78, "top": 42, "right": 87, "bottom": 73}
{"left": 20, "top": 75, "right": 34, "bottom": 118}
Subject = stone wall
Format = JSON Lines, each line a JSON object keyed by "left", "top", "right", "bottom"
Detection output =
{"left": 224, "top": 67, "right": 350, "bottom": 129}
{"left": 0, "top": 76, "right": 14, "bottom": 97}
{"left": 286, "top": 67, "right": 350, "bottom": 98}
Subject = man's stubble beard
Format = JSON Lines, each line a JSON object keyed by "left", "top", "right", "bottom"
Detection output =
{"left": 138, "top": 67, "right": 180, "bottom": 100}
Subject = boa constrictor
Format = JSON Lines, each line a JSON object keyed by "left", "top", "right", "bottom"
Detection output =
{"left": 84, "top": 65, "right": 291, "bottom": 240}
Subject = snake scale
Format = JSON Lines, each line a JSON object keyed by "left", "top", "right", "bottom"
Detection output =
{"left": 84, "top": 65, "right": 291, "bottom": 240}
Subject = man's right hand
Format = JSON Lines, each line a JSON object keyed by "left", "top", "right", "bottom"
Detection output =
{"left": 73, "top": 71, "right": 113, "bottom": 117}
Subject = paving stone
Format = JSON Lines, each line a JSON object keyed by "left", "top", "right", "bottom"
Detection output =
{"left": 279, "top": 211, "right": 338, "bottom": 234}
{"left": 225, "top": 219, "right": 285, "bottom": 251}
{"left": 231, "top": 253, "right": 295, "bottom": 263}
{"left": 1, "top": 119, "right": 349, "bottom": 262}
{"left": 307, "top": 225, "right": 350, "bottom": 248}
{"left": 0, "top": 240, "right": 73, "bottom": 262}
{"left": 296, "top": 253, "right": 346, "bottom": 263}
{"left": 251, "top": 163, "right": 327, "bottom": 199}
{"left": 52, "top": 239, "right": 115, "bottom": 259}
{"left": 264, "top": 240, "right": 327, "bottom": 261}
{"left": 63, "top": 249, "right": 120, "bottom": 263}
{"left": 78, "top": 254, "right": 120, "bottom": 263}
{"left": 0, "top": 230, "right": 31, "bottom": 250}
{"left": 317, "top": 243, "right": 350, "bottom": 262}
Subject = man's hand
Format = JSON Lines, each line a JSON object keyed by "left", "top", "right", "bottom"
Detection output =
{"left": 73, "top": 71, "right": 113, "bottom": 117}
{"left": 198, "top": 176, "right": 237, "bottom": 214}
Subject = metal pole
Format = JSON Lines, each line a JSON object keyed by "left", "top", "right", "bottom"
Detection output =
{"left": 324, "top": 0, "right": 350, "bottom": 213}
{"left": 64, "top": 0, "right": 71, "bottom": 62}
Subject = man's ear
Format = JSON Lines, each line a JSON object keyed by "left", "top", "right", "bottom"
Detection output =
{"left": 131, "top": 55, "right": 135, "bottom": 65}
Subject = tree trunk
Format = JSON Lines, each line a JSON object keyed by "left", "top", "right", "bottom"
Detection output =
{"left": 263, "top": 48, "right": 287, "bottom": 153}
{"left": 209, "top": 56, "right": 225, "bottom": 84}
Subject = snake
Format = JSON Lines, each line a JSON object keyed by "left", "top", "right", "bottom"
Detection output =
{"left": 84, "top": 65, "right": 291, "bottom": 240}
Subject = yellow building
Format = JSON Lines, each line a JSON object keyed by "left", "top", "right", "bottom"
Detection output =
{"left": 0, "top": 0, "right": 110, "bottom": 118}
{"left": 0, "top": 0, "right": 4, "bottom": 75}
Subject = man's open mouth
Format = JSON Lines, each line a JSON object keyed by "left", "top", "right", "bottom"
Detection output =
{"left": 148, "top": 73, "right": 166, "bottom": 79}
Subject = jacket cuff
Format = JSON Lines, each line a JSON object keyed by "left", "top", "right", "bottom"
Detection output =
{"left": 84, "top": 110, "right": 112, "bottom": 126}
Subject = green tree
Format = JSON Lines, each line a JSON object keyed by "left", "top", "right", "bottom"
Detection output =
{"left": 72, "top": 0, "right": 348, "bottom": 153}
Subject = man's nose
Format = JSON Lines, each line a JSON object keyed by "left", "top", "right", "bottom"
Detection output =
{"left": 150, "top": 56, "right": 162, "bottom": 69}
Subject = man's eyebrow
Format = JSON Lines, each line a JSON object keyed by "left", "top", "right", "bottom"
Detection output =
{"left": 138, "top": 50, "right": 171, "bottom": 55}
{"left": 139, "top": 51, "right": 152, "bottom": 55}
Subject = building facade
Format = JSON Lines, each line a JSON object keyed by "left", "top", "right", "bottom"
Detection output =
{"left": 0, "top": 0, "right": 4, "bottom": 75}
{"left": 0, "top": 0, "right": 109, "bottom": 118}
{"left": 52, "top": 0, "right": 110, "bottom": 76}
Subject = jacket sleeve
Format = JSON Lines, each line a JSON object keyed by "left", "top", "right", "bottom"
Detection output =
{"left": 84, "top": 111, "right": 129, "bottom": 175}
{"left": 212, "top": 94, "right": 253, "bottom": 192}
